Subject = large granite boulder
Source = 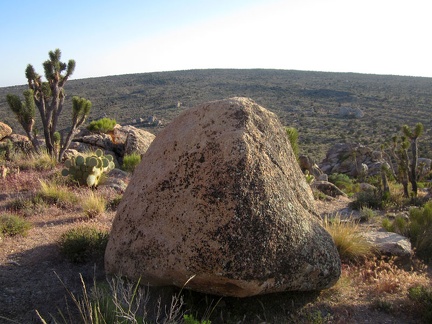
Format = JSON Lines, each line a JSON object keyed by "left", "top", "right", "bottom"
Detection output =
{"left": 0, "top": 122, "right": 12, "bottom": 141}
{"left": 105, "top": 97, "right": 341, "bottom": 297}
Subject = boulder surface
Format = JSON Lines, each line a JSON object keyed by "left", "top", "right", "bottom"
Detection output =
{"left": 105, "top": 97, "right": 341, "bottom": 297}
{"left": 0, "top": 122, "right": 12, "bottom": 141}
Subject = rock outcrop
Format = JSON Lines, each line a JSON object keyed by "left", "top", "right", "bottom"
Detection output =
{"left": 105, "top": 97, "right": 341, "bottom": 297}
{"left": 320, "top": 143, "right": 389, "bottom": 177}
{"left": 70, "top": 125, "right": 155, "bottom": 163}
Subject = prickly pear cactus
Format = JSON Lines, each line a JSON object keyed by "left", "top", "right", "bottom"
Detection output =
{"left": 61, "top": 149, "right": 115, "bottom": 187}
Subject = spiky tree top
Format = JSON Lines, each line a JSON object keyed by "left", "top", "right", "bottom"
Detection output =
{"left": 402, "top": 123, "right": 424, "bottom": 140}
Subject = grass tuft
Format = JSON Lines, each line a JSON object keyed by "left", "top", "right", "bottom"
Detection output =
{"left": 324, "top": 215, "right": 374, "bottom": 263}
{"left": 38, "top": 179, "right": 77, "bottom": 207}
{"left": 82, "top": 192, "right": 106, "bottom": 219}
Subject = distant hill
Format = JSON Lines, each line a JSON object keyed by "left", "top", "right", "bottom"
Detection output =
{"left": 1, "top": 69, "right": 432, "bottom": 161}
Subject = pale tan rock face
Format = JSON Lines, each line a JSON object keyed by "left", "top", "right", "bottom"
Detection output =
{"left": 0, "top": 122, "right": 12, "bottom": 141}
{"left": 105, "top": 97, "right": 341, "bottom": 297}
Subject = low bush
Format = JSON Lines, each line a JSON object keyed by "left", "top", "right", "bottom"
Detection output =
{"left": 382, "top": 201, "right": 432, "bottom": 261}
{"left": 408, "top": 202, "right": 432, "bottom": 261}
{"left": 324, "top": 216, "right": 374, "bottom": 263}
{"left": 359, "top": 206, "right": 376, "bottom": 222}
{"left": 87, "top": 117, "right": 116, "bottom": 133}
{"left": 122, "top": 152, "right": 141, "bottom": 173}
{"left": 108, "top": 194, "right": 123, "bottom": 211}
{"left": 58, "top": 226, "right": 109, "bottom": 263}
{"left": 7, "top": 195, "right": 34, "bottom": 215}
{"left": 0, "top": 213, "right": 31, "bottom": 237}
{"left": 14, "top": 150, "right": 57, "bottom": 171}
{"left": 408, "top": 285, "right": 432, "bottom": 322}
{"left": 350, "top": 189, "right": 385, "bottom": 210}
{"left": 328, "top": 173, "right": 356, "bottom": 194}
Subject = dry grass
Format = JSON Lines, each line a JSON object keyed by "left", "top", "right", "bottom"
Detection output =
{"left": 324, "top": 215, "right": 374, "bottom": 263}
{"left": 81, "top": 192, "right": 106, "bottom": 219}
{"left": 38, "top": 179, "right": 78, "bottom": 208}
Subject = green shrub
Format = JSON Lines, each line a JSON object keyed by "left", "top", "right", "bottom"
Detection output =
{"left": 122, "top": 152, "right": 141, "bottom": 173}
{"left": 184, "top": 314, "right": 211, "bottom": 324}
{"left": 87, "top": 117, "right": 116, "bottom": 133}
{"left": 408, "top": 285, "right": 432, "bottom": 322}
{"left": 8, "top": 196, "right": 34, "bottom": 214}
{"left": 0, "top": 213, "right": 31, "bottom": 237}
{"left": 359, "top": 206, "right": 376, "bottom": 222}
{"left": 58, "top": 226, "right": 109, "bottom": 263}
{"left": 382, "top": 218, "right": 393, "bottom": 232}
{"left": 350, "top": 189, "right": 385, "bottom": 210}
{"left": 408, "top": 202, "right": 432, "bottom": 261}
{"left": 381, "top": 201, "right": 432, "bottom": 261}
{"left": 108, "top": 194, "right": 123, "bottom": 211}
{"left": 37, "top": 275, "right": 186, "bottom": 323}
{"left": 328, "top": 173, "right": 356, "bottom": 194}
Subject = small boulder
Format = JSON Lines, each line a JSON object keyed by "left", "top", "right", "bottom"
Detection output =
{"left": 311, "top": 181, "right": 347, "bottom": 198}
{"left": 361, "top": 231, "right": 412, "bottom": 261}
{"left": 123, "top": 126, "right": 155, "bottom": 156}
{"left": 0, "top": 122, "right": 12, "bottom": 141}
{"left": 105, "top": 97, "right": 341, "bottom": 297}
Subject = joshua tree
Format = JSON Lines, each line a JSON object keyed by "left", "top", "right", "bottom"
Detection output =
{"left": 402, "top": 122, "right": 424, "bottom": 196}
{"left": 6, "top": 49, "right": 91, "bottom": 161}
{"left": 6, "top": 90, "right": 40, "bottom": 153}
{"left": 389, "top": 136, "right": 410, "bottom": 197}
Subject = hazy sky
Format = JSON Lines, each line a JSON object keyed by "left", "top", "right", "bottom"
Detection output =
{"left": 1, "top": 0, "right": 431, "bottom": 87}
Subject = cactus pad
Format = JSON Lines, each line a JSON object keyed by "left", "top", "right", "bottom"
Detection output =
{"left": 61, "top": 151, "right": 115, "bottom": 187}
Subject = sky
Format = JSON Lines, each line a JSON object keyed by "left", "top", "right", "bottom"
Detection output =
{"left": 1, "top": 0, "right": 431, "bottom": 87}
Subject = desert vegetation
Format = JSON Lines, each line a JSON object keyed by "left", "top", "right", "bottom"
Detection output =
{"left": 1, "top": 68, "right": 432, "bottom": 323}
{"left": 2, "top": 69, "right": 432, "bottom": 162}
{"left": 1, "top": 132, "right": 432, "bottom": 323}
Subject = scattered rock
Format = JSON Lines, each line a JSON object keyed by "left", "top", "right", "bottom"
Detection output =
{"left": 361, "top": 231, "right": 413, "bottom": 261}
{"left": 299, "top": 155, "right": 323, "bottom": 178}
{"left": 0, "top": 122, "right": 12, "bottom": 141}
{"left": 123, "top": 126, "right": 155, "bottom": 156}
{"left": 311, "top": 181, "right": 347, "bottom": 198}
{"left": 338, "top": 106, "right": 364, "bottom": 119}
{"left": 105, "top": 97, "right": 341, "bottom": 298}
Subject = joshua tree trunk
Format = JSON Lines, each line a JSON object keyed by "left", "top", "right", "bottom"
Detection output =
{"left": 403, "top": 123, "right": 424, "bottom": 197}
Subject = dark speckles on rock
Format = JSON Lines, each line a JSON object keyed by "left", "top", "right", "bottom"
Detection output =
{"left": 105, "top": 97, "right": 341, "bottom": 298}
